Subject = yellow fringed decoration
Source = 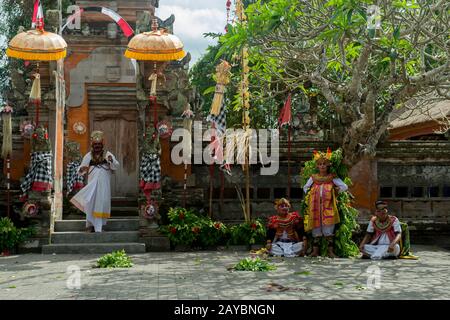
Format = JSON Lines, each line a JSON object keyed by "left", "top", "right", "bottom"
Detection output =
{"left": 148, "top": 73, "right": 158, "bottom": 96}
{"left": 29, "top": 73, "right": 41, "bottom": 104}
{"left": 1, "top": 107, "right": 13, "bottom": 159}
{"left": 210, "top": 60, "right": 232, "bottom": 116}
{"left": 6, "top": 47, "right": 66, "bottom": 61}
{"left": 124, "top": 50, "right": 186, "bottom": 61}
{"left": 235, "top": 129, "right": 253, "bottom": 169}
{"left": 182, "top": 106, "right": 194, "bottom": 163}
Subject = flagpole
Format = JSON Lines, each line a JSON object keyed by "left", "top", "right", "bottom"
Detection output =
{"left": 279, "top": 94, "right": 292, "bottom": 199}
{"left": 287, "top": 124, "right": 291, "bottom": 199}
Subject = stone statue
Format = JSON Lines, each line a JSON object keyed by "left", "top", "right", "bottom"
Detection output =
{"left": 136, "top": 11, "right": 152, "bottom": 33}
{"left": 45, "top": 10, "right": 60, "bottom": 33}
{"left": 20, "top": 126, "right": 53, "bottom": 199}
{"left": 65, "top": 141, "right": 82, "bottom": 162}
{"left": 139, "top": 126, "right": 162, "bottom": 226}
{"left": 156, "top": 14, "right": 175, "bottom": 34}
{"left": 31, "top": 126, "right": 51, "bottom": 153}
{"left": 65, "top": 141, "right": 84, "bottom": 195}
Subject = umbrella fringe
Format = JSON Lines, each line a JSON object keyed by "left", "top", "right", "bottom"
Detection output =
{"left": 124, "top": 50, "right": 185, "bottom": 61}
{"left": 6, "top": 48, "right": 66, "bottom": 61}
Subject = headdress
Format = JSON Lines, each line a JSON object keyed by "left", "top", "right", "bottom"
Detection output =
{"left": 91, "top": 131, "right": 104, "bottom": 144}
{"left": 313, "top": 147, "right": 332, "bottom": 165}
{"left": 274, "top": 198, "right": 291, "bottom": 208}
{"left": 375, "top": 200, "right": 388, "bottom": 209}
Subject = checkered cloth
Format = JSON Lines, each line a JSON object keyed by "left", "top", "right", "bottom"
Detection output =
{"left": 139, "top": 153, "right": 161, "bottom": 187}
{"left": 20, "top": 151, "right": 53, "bottom": 196}
{"left": 207, "top": 106, "right": 226, "bottom": 134}
{"left": 66, "top": 161, "right": 84, "bottom": 194}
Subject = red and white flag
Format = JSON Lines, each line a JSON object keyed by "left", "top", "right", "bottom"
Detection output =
{"left": 101, "top": 7, "right": 134, "bottom": 37}
{"left": 278, "top": 93, "right": 292, "bottom": 127}
{"left": 31, "top": 0, "right": 44, "bottom": 30}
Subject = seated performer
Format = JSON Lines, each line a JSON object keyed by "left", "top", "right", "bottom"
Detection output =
{"left": 266, "top": 198, "right": 307, "bottom": 257}
{"left": 359, "top": 201, "right": 402, "bottom": 259}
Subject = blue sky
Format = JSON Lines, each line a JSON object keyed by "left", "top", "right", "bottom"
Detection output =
{"left": 157, "top": 0, "right": 227, "bottom": 66}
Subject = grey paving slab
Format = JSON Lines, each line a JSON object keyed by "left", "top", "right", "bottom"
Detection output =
{"left": 0, "top": 245, "right": 449, "bottom": 300}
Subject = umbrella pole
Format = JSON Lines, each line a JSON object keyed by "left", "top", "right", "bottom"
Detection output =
{"left": 183, "top": 162, "right": 187, "bottom": 208}
{"left": 35, "top": 62, "right": 40, "bottom": 126}
{"left": 6, "top": 156, "right": 11, "bottom": 218}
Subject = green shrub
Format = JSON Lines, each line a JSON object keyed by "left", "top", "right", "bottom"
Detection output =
{"left": 160, "top": 207, "right": 228, "bottom": 248}
{"left": 0, "top": 217, "right": 35, "bottom": 252}
{"left": 233, "top": 257, "right": 276, "bottom": 272}
{"left": 229, "top": 219, "right": 266, "bottom": 246}
{"left": 96, "top": 250, "right": 133, "bottom": 268}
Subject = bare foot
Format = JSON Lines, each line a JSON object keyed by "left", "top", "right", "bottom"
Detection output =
{"left": 310, "top": 246, "right": 319, "bottom": 257}
{"left": 327, "top": 247, "right": 337, "bottom": 258}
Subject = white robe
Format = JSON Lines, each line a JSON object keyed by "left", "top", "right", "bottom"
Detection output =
{"left": 270, "top": 231, "right": 304, "bottom": 257}
{"left": 363, "top": 219, "right": 402, "bottom": 259}
{"left": 70, "top": 151, "right": 119, "bottom": 232}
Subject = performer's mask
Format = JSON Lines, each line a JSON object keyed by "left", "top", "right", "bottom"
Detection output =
{"left": 92, "top": 142, "right": 103, "bottom": 153}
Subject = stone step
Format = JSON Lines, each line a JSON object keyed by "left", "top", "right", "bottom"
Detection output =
{"left": 51, "top": 231, "right": 139, "bottom": 244}
{"left": 42, "top": 242, "right": 146, "bottom": 254}
{"left": 111, "top": 207, "right": 139, "bottom": 216}
{"left": 111, "top": 198, "right": 138, "bottom": 207}
{"left": 54, "top": 219, "right": 139, "bottom": 232}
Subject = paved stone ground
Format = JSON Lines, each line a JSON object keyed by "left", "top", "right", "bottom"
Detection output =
{"left": 0, "top": 245, "right": 449, "bottom": 300}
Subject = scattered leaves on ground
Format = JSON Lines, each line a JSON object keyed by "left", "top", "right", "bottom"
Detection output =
{"left": 262, "top": 282, "right": 312, "bottom": 293}
{"left": 232, "top": 257, "right": 277, "bottom": 272}
{"left": 95, "top": 250, "right": 133, "bottom": 268}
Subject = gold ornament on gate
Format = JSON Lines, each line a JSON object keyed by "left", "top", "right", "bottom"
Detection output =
{"left": 210, "top": 60, "right": 232, "bottom": 116}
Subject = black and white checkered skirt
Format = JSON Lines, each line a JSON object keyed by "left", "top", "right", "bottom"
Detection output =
{"left": 20, "top": 151, "right": 53, "bottom": 195}
{"left": 66, "top": 161, "right": 84, "bottom": 194}
{"left": 140, "top": 153, "right": 161, "bottom": 184}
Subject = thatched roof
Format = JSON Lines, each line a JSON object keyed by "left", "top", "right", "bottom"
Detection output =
{"left": 389, "top": 100, "right": 450, "bottom": 129}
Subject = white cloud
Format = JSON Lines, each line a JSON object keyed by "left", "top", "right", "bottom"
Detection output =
{"left": 157, "top": 0, "right": 227, "bottom": 66}
{"left": 159, "top": 0, "right": 225, "bottom": 10}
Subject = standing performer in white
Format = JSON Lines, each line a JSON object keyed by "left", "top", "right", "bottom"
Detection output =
{"left": 70, "top": 131, "right": 119, "bottom": 232}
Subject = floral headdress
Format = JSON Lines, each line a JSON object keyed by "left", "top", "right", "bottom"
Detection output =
{"left": 313, "top": 147, "right": 332, "bottom": 165}
{"left": 90, "top": 131, "right": 104, "bottom": 144}
{"left": 274, "top": 198, "right": 291, "bottom": 209}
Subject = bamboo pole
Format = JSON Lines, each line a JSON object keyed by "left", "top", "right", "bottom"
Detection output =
{"left": 50, "top": 0, "right": 64, "bottom": 240}
{"left": 237, "top": 0, "right": 251, "bottom": 223}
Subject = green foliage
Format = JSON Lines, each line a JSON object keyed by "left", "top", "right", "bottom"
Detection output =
{"left": 160, "top": 207, "right": 228, "bottom": 248}
{"left": 216, "top": 0, "right": 449, "bottom": 163}
{"left": 233, "top": 257, "right": 276, "bottom": 271}
{"left": 0, "top": 217, "right": 35, "bottom": 252}
{"left": 229, "top": 219, "right": 266, "bottom": 245}
{"left": 190, "top": 42, "right": 282, "bottom": 130}
{"left": 96, "top": 250, "right": 133, "bottom": 268}
{"left": 300, "top": 148, "right": 359, "bottom": 257}
{"left": 334, "top": 192, "right": 360, "bottom": 257}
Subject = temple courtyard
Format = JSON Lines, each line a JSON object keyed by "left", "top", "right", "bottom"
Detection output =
{"left": 0, "top": 244, "right": 449, "bottom": 300}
